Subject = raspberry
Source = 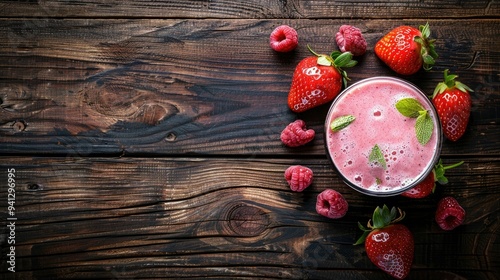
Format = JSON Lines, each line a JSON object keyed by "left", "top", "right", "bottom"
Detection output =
{"left": 316, "top": 189, "right": 348, "bottom": 219}
{"left": 270, "top": 25, "right": 298, "bottom": 52}
{"left": 285, "top": 165, "right": 313, "bottom": 192}
{"left": 280, "top": 119, "right": 315, "bottom": 147}
{"left": 435, "top": 196, "right": 466, "bottom": 230}
{"left": 335, "top": 25, "right": 367, "bottom": 56}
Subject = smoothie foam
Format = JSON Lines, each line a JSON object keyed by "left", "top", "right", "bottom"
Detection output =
{"left": 325, "top": 77, "right": 442, "bottom": 196}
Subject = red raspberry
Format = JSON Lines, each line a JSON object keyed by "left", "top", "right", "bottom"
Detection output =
{"left": 435, "top": 196, "right": 466, "bottom": 230}
{"left": 280, "top": 119, "right": 315, "bottom": 147}
{"left": 270, "top": 25, "right": 298, "bottom": 52}
{"left": 335, "top": 25, "right": 367, "bottom": 56}
{"left": 285, "top": 165, "right": 313, "bottom": 192}
{"left": 316, "top": 189, "right": 348, "bottom": 219}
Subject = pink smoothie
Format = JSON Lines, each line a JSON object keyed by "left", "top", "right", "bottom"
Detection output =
{"left": 325, "top": 77, "right": 441, "bottom": 196}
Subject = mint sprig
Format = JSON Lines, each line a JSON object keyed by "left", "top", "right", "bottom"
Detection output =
{"left": 369, "top": 144, "right": 387, "bottom": 169}
{"left": 330, "top": 115, "right": 355, "bottom": 132}
{"left": 395, "top": 97, "right": 434, "bottom": 145}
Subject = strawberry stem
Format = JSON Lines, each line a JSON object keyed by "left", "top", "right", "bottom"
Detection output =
{"left": 306, "top": 45, "right": 357, "bottom": 88}
{"left": 433, "top": 159, "right": 464, "bottom": 185}
{"left": 443, "top": 160, "right": 464, "bottom": 170}
{"left": 306, "top": 44, "right": 320, "bottom": 57}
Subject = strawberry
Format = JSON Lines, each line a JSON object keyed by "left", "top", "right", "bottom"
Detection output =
{"left": 401, "top": 159, "right": 464, "bottom": 198}
{"left": 432, "top": 69, "right": 473, "bottom": 141}
{"left": 355, "top": 205, "right": 414, "bottom": 279}
{"left": 400, "top": 172, "right": 435, "bottom": 199}
{"left": 288, "top": 46, "right": 357, "bottom": 113}
{"left": 374, "top": 22, "right": 438, "bottom": 75}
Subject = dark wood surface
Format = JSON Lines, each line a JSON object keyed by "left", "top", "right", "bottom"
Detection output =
{"left": 1, "top": 1, "right": 499, "bottom": 279}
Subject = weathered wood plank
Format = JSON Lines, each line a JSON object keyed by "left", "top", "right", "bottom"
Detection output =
{"left": 0, "top": 157, "right": 498, "bottom": 279}
{"left": 0, "top": 0, "right": 498, "bottom": 19}
{"left": 1, "top": 19, "right": 499, "bottom": 156}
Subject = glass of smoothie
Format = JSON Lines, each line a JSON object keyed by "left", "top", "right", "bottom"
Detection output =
{"left": 324, "top": 77, "right": 442, "bottom": 196}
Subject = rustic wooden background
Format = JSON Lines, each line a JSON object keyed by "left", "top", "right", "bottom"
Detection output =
{"left": 0, "top": 1, "right": 499, "bottom": 279}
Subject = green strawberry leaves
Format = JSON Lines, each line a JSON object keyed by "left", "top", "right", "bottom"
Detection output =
{"left": 331, "top": 51, "right": 357, "bottom": 88}
{"left": 395, "top": 97, "right": 434, "bottom": 145}
{"left": 354, "top": 222, "right": 371, "bottom": 246}
{"left": 317, "top": 55, "right": 332, "bottom": 66}
{"left": 307, "top": 45, "right": 357, "bottom": 88}
{"left": 330, "top": 115, "right": 355, "bottom": 132}
{"left": 433, "top": 69, "right": 474, "bottom": 97}
{"left": 415, "top": 22, "right": 438, "bottom": 71}
{"left": 372, "top": 205, "right": 399, "bottom": 229}
{"left": 332, "top": 51, "right": 358, "bottom": 68}
{"left": 434, "top": 159, "right": 464, "bottom": 185}
{"left": 354, "top": 205, "right": 406, "bottom": 245}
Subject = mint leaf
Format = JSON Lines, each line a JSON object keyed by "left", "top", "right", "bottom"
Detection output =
{"left": 416, "top": 111, "right": 434, "bottom": 145}
{"left": 330, "top": 115, "right": 355, "bottom": 132}
{"left": 395, "top": 98, "right": 425, "bottom": 118}
{"left": 396, "top": 97, "right": 435, "bottom": 146}
{"left": 369, "top": 144, "right": 387, "bottom": 169}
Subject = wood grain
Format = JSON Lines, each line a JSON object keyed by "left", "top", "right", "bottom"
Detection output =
{"left": 0, "top": 1, "right": 499, "bottom": 279}
{"left": 1, "top": 19, "right": 499, "bottom": 156}
{"left": 1, "top": 0, "right": 498, "bottom": 19}
{"left": 0, "top": 157, "right": 498, "bottom": 279}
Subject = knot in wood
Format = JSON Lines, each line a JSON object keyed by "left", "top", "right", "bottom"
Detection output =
{"left": 165, "top": 132, "right": 177, "bottom": 142}
{"left": 12, "top": 120, "right": 27, "bottom": 132}
{"left": 27, "top": 183, "right": 43, "bottom": 191}
{"left": 226, "top": 203, "right": 269, "bottom": 237}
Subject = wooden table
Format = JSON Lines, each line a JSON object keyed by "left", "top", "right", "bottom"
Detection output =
{"left": 1, "top": 1, "right": 499, "bottom": 279}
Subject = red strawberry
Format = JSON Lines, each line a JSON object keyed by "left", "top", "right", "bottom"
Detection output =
{"left": 401, "top": 160, "right": 464, "bottom": 198}
{"left": 401, "top": 171, "right": 435, "bottom": 199}
{"left": 432, "top": 69, "right": 473, "bottom": 141}
{"left": 435, "top": 196, "right": 466, "bottom": 230}
{"left": 355, "top": 205, "right": 414, "bottom": 279}
{"left": 288, "top": 46, "right": 357, "bottom": 113}
{"left": 374, "top": 23, "right": 438, "bottom": 75}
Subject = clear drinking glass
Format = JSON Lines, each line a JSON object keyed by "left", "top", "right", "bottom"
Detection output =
{"left": 324, "top": 77, "right": 443, "bottom": 196}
